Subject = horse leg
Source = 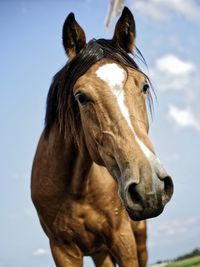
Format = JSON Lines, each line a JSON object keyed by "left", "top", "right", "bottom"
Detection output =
{"left": 131, "top": 221, "right": 148, "bottom": 267}
{"left": 50, "top": 240, "right": 83, "bottom": 267}
{"left": 108, "top": 224, "right": 139, "bottom": 267}
{"left": 92, "top": 252, "right": 116, "bottom": 267}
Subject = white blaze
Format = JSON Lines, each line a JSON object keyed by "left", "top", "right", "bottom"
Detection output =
{"left": 96, "top": 63, "right": 125, "bottom": 90}
{"left": 96, "top": 63, "right": 158, "bottom": 162}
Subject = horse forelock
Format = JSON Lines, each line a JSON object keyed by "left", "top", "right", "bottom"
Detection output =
{"left": 44, "top": 39, "right": 153, "bottom": 143}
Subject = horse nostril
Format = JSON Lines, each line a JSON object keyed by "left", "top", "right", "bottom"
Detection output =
{"left": 163, "top": 176, "right": 174, "bottom": 201}
{"left": 128, "top": 183, "right": 143, "bottom": 205}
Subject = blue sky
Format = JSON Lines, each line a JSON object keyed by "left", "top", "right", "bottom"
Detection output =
{"left": 0, "top": 0, "right": 200, "bottom": 266}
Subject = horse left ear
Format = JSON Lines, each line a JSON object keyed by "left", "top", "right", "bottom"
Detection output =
{"left": 112, "top": 7, "right": 136, "bottom": 53}
{"left": 62, "top": 13, "right": 86, "bottom": 60}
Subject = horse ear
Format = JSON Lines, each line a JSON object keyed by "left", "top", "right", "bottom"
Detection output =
{"left": 62, "top": 13, "right": 86, "bottom": 60}
{"left": 112, "top": 7, "right": 136, "bottom": 53}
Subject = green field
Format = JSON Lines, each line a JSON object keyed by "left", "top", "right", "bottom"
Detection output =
{"left": 166, "top": 255, "right": 200, "bottom": 267}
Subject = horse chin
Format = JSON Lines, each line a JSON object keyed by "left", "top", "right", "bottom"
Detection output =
{"left": 125, "top": 205, "right": 164, "bottom": 221}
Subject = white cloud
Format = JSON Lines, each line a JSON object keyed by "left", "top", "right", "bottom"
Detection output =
{"left": 168, "top": 105, "right": 200, "bottom": 131}
{"left": 158, "top": 217, "right": 199, "bottom": 237}
{"left": 132, "top": 0, "right": 200, "bottom": 22}
{"left": 150, "top": 216, "right": 199, "bottom": 241}
{"left": 33, "top": 248, "right": 49, "bottom": 256}
{"left": 149, "top": 55, "right": 200, "bottom": 126}
{"left": 150, "top": 54, "right": 196, "bottom": 91}
{"left": 156, "top": 55, "right": 195, "bottom": 76}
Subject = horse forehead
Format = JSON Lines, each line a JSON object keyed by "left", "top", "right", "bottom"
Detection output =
{"left": 96, "top": 63, "right": 126, "bottom": 90}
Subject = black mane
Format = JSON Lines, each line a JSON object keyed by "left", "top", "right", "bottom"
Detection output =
{"left": 44, "top": 39, "right": 149, "bottom": 140}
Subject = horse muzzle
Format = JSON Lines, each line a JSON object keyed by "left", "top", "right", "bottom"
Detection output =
{"left": 119, "top": 173, "right": 174, "bottom": 220}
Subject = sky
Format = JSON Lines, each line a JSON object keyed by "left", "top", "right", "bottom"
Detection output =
{"left": 0, "top": 0, "right": 200, "bottom": 266}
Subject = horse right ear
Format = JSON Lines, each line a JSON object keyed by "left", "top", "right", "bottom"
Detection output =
{"left": 112, "top": 7, "right": 136, "bottom": 53}
{"left": 62, "top": 13, "right": 86, "bottom": 60}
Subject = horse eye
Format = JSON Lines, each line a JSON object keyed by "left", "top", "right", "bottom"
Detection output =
{"left": 143, "top": 83, "right": 150, "bottom": 94}
{"left": 75, "top": 92, "right": 90, "bottom": 106}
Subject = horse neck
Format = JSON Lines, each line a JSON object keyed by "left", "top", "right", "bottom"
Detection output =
{"left": 42, "top": 124, "right": 92, "bottom": 198}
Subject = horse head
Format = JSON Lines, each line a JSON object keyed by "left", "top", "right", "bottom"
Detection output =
{"left": 55, "top": 7, "right": 173, "bottom": 220}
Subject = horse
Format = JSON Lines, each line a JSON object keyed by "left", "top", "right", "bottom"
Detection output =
{"left": 31, "top": 7, "right": 173, "bottom": 267}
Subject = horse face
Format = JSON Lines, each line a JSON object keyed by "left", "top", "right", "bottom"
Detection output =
{"left": 74, "top": 59, "right": 173, "bottom": 220}
{"left": 65, "top": 7, "right": 173, "bottom": 220}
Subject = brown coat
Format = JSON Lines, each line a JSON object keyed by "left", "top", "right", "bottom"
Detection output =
{"left": 31, "top": 6, "right": 173, "bottom": 267}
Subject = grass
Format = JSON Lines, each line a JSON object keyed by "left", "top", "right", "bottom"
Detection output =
{"left": 166, "top": 255, "right": 200, "bottom": 267}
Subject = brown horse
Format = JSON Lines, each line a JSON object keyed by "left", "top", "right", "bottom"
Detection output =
{"left": 31, "top": 7, "right": 173, "bottom": 267}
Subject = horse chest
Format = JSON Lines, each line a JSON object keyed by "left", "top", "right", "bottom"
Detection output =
{"left": 52, "top": 198, "right": 123, "bottom": 254}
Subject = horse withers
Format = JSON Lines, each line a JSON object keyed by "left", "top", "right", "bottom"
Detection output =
{"left": 31, "top": 7, "right": 173, "bottom": 267}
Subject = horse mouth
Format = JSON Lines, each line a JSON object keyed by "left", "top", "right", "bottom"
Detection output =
{"left": 125, "top": 205, "right": 164, "bottom": 221}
